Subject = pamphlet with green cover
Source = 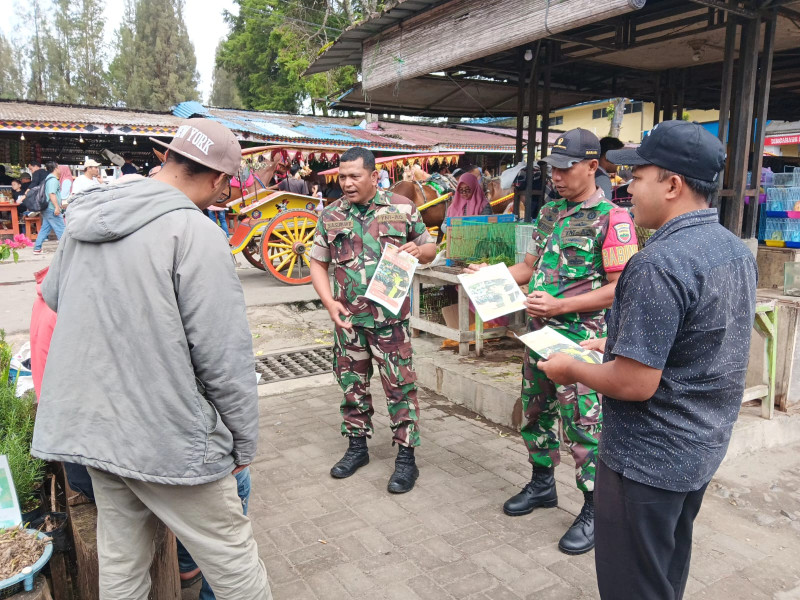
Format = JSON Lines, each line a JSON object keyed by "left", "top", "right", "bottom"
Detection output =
{"left": 515, "top": 326, "right": 603, "bottom": 364}
{"left": 0, "top": 455, "right": 22, "bottom": 528}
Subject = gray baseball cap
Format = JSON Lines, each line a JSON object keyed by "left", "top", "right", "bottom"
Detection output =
{"left": 150, "top": 118, "right": 241, "bottom": 176}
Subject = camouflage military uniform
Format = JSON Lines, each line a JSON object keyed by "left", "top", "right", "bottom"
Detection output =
{"left": 522, "top": 188, "right": 638, "bottom": 492}
{"left": 310, "top": 190, "right": 433, "bottom": 447}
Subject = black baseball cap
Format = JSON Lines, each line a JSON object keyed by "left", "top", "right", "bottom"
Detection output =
{"left": 542, "top": 128, "right": 601, "bottom": 169}
{"left": 606, "top": 120, "right": 726, "bottom": 183}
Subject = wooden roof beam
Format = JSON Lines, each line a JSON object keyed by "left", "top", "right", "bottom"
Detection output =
{"left": 689, "top": 1, "right": 758, "bottom": 18}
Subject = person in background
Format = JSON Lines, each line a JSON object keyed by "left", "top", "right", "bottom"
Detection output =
{"left": 277, "top": 164, "right": 309, "bottom": 195}
{"left": 121, "top": 153, "right": 138, "bottom": 176}
{"left": 0, "top": 165, "right": 12, "bottom": 185}
{"left": 57, "top": 165, "right": 74, "bottom": 206}
{"left": 446, "top": 172, "right": 492, "bottom": 218}
{"left": 205, "top": 206, "right": 230, "bottom": 237}
{"left": 71, "top": 159, "right": 104, "bottom": 196}
{"left": 11, "top": 179, "right": 26, "bottom": 234}
{"left": 28, "top": 161, "right": 47, "bottom": 188}
{"left": 32, "top": 162, "right": 66, "bottom": 255}
{"left": 596, "top": 137, "right": 624, "bottom": 199}
{"left": 11, "top": 179, "right": 22, "bottom": 201}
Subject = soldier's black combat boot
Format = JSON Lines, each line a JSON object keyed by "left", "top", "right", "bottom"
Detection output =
{"left": 558, "top": 491, "right": 595, "bottom": 555}
{"left": 330, "top": 436, "right": 369, "bottom": 478}
{"left": 387, "top": 445, "right": 419, "bottom": 494}
{"left": 503, "top": 466, "right": 558, "bottom": 516}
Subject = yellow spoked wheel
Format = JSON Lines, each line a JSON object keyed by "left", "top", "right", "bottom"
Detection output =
{"left": 259, "top": 210, "right": 318, "bottom": 285}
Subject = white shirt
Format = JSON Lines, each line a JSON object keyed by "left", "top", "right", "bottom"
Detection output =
{"left": 70, "top": 174, "right": 101, "bottom": 197}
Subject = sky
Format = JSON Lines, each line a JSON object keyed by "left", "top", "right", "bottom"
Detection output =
{"left": 2, "top": 0, "right": 239, "bottom": 104}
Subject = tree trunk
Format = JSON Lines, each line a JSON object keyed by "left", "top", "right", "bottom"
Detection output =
{"left": 608, "top": 97, "right": 626, "bottom": 138}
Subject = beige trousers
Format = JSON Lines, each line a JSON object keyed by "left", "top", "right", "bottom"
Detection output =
{"left": 87, "top": 467, "right": 271, "bottom": 600}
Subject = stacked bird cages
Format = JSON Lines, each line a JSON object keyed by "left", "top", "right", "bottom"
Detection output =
{"left": 761, "top": 168, "right": 800, "bottom": 247}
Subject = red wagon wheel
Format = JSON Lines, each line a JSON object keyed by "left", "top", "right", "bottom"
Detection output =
{"left": 259, "top": 210, "right": 318, "bottom": 285}
{"left": 241, "top": 239, "right": 267, "bottom": 271}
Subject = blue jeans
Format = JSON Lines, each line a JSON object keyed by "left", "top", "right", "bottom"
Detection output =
{"left": 177, "top": 468, "right": 251, "bottom": 600}
{"left": 34, "top": 203, "right": 66, "bottom": 250}
{"left": 206, "top": 210, "right": 229, "bottom": 236}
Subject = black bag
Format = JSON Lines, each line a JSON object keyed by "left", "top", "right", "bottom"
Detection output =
{"left": 23, "top": 175, "right": 55, "bottom": 212}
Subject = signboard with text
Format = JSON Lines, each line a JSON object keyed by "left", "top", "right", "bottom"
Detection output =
{"left": 765, "top": 134, "right": 800, "bottom": 146}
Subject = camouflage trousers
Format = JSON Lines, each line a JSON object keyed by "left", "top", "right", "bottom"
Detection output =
{"left": 520, "top": 346, "right": 602, "bottom": 492}
{"left": 333, "top": 322, "right": 420, "bottom": 447}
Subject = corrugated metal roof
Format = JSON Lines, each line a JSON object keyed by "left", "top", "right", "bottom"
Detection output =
{"left": 172, "top": 102, "right": 518, "bottom": 152}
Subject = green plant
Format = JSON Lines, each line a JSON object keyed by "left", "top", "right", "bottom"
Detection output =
{"left": 0, "top": 331, "right": 46, "bottom": 511}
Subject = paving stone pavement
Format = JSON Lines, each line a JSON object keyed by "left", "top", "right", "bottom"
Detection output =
{"left": 209, "top": 378, "right": 800, "bottom": 600}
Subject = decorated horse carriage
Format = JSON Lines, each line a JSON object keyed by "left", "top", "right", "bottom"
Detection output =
{"left": 223, "top": 145, "right": 333, "bottom": 285}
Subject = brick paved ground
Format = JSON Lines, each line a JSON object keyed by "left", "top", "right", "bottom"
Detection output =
{"left": 203, "top": 378, "right": 800, "bottom": 600}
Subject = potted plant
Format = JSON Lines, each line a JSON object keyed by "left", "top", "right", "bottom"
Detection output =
{"left": 0, "top": 331, "right": 46, "bottom": 522}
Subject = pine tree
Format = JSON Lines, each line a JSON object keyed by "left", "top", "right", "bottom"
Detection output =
{"left": 47, "top": 0, "right": 78, "bottom": 103}
{"left": 124, "top": 0, "right": 200, "bottom": 110}
{"left": 0, "top": 33, "right": 26, "bottom": 100}
{"left": 209, "top": 42, "right": 243, "bottom": 108}
{"left": 26, "top": 0, "right": 50, "bottom": 101}
{"left": 72, "top": 0, "right": 109, "bottom": 104}
{"left": 108, "top": 0, "right": 136, "bottom": 103}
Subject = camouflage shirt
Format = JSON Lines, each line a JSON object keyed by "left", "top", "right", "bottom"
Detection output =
{"left": 526, "top": 188, "right": 638, "bottom": 340}
{"left": 311, "top": 190, "right": 433, "bottom": 328}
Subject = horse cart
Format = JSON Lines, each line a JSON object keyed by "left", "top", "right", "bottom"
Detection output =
{"left": 223, "top": 145, "right": 329, "bottom": 285}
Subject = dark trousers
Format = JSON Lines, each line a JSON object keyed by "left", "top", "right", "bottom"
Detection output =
{"left": 595, "top": 459, "right": 709, "bottom": 600}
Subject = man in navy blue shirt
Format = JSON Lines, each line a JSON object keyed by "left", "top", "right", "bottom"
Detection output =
{"left": 539, "top": 120, "right": 757, "bottom": 600}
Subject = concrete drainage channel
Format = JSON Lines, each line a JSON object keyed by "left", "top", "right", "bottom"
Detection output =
{"left": 255, "top": 346, "right": 333, "bottom": 384}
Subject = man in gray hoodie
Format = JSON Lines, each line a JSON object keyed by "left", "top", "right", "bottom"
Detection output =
{"left": 31, "top": 119, "right": 271, "bottom": 600}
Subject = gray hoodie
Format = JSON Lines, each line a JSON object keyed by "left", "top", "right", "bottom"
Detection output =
{"left": 31, "top": 178, "right": 258, "bottom": 485}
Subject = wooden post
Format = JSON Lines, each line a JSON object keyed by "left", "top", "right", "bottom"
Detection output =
{"left": 540, "top": 56, "right": 551, "bottom": 160}
{"left": 716, "top": 13, "right": 737, "bottom": 213}
{"left": 70, "top": 503, "right": 180, "bottom": 600}
{"left": 515, "top": 49, "right": 526, "bottom": 165}
{"left": 652, "top": 73, "right": 662, "bottom": 127}
{"left": 457, "top": 284, "right": 470, "bottom": 357}
{"left": 675, "top": 69, "right": 686, "bottom": 122}
{"left": 513, "top": 50, "right": 527, "bottom": 218}
{"left": 411, "top": 275, "right": 421, "bottom": 337}
{"left": 662, "top": 70, "right": 674, "bottom": 122}
{"left": 524, "top": 42, "right": 541, "bottom": 223}
{"left": 724, "top": 13, "right": 761, "bottom": 236}
{"left": 744, "top": 9, "right": 777, "bottom": 239}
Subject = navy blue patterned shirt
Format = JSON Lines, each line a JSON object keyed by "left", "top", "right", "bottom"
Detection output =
{"left": 600, "top": 209, "right": 758, "bottom": 492}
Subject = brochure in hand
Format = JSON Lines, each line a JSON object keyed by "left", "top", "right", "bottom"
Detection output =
{"left": 456, "top": 263, "right": 526, "bottom": 322}
{"left": 515, "top": 326, "right": 604, "bottom": 364}
{"left": 365, "top": 243, "right": 419, "bottom": 314}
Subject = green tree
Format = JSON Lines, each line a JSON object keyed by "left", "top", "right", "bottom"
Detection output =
{"left": 26, "top": 0, "right": 50, "bottom": 101}
{"left": 71, "top": 0, "right": 109, "bottom": 104}
{"left": 46, "top": 0, "right": 78, "bottom": 103}
{"left": 108, "top": 0, "right": 136, "bottom": 103}
{"left": 117, "top": 0, "right": 199, "bottom": 110}
{"left": 0, "top": 33, "right": 26, "bottom": 100}
{"left": 209, "top": 42, "right": 244, "bottom": 108}
{"left": 219, "top": 0, "right": 357, "bottom": 114}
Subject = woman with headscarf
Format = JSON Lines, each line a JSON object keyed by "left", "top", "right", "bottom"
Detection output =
{"left": 446, "top": 172, "right": 492, "bottom": 219}
{"left": 57, "top": 165, "right": 74, "bottom": 205}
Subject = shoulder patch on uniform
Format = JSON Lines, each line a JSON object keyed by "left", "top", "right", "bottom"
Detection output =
{"left": 613, "top": 222, "right": 632, "bottom": 244}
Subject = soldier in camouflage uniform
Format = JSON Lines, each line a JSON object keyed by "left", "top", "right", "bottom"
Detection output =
{"left": 465, "top": 128, "right": 639, "bottom": 555}
{"left": 310, "top": 147, "right": 436, "bottom": 494}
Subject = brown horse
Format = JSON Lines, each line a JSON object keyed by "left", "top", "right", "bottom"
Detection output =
{"left": 391, "top": 180, "right": 447, "bottom": 230}
{"left": 485, "top": 177, "right": 515, "bottom": 214}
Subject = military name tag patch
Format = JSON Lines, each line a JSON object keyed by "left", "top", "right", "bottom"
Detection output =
{"left": 377, "top": 214, "right": 406, "bottom": 223}
{"left": 327, "top": 220, "right": 353, "bottom": 230}
{"left": 614, "top": 223, "right": 632, "bottom": 244}
{"left": 563, "top": 227, "right": 596, "bottom": 238}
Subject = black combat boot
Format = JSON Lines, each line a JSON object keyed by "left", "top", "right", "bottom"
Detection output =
{"left": 503, "top": 466, "right": 558, "bottom": 516}
{"left": 330, "top": 436, "right": 369, "bottom": 478}
{"left": 387, "top": 445, "right": 419, "bottom": 494}
{"left": 558, "top": 491, "right": 595, "bottom": 555}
